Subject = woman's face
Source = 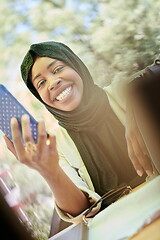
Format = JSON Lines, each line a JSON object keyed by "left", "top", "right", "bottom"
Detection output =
{"left": 31, "top": 57, "right": 83, "bottom": 111}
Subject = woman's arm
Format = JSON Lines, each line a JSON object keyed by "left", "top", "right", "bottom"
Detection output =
{"left": 105, "top": 70, "right": 154, "bottom": 177}
{"left": 4, "top": 114, "right": 90, "bottom": 217}
{"left": 42, "top": 165, "right": 90, "bottom": 217}
{"left": 125, "top": 93, "right": 153, "bottom": 177}
{"left": 125, "top": 72, "right": 160, "bottom": 175}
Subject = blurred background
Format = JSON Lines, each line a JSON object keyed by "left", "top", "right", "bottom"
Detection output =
{"left": 0, "top": 0, "right": 160, "bottom": 239}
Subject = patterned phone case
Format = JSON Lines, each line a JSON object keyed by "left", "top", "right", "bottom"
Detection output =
{"left": 0, "top": 84, "right": 38, "bottom": 143}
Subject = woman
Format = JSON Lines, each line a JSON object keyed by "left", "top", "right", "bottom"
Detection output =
{"left": 4, "top": 41, "right": 155, "bottom": 224}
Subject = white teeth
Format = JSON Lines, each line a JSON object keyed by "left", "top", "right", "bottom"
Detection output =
{"left": 56, "top": 86, "right": 72, "bottom": 101}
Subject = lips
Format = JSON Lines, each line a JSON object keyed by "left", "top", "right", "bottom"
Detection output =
{"left": 51, "top": 84, "right": 72, "bottom": 102}
{"left": 56, "top": 86, "right": 72, "bottom": 101}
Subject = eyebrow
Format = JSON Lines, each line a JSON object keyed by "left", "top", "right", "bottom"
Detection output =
{"left": 32, "top": 60, "right": 58, "bottom": 83}
{"left": 32, "top": 73, "right": 41, "bottom": 83}
{"left": 47, "top": 60, "right": 57, "bottom": 69}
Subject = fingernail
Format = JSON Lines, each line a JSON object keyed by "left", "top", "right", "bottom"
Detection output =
{"left": 146, "top": 170, "right": 153, "bottom": 176}
{"left": 22, "top": 114, "right": 30, "bottom": 121}
{"left": 137, "top": 170, "right": 143, "bottom": 176}
{"left": 10, "top": 117, "right": 17, "bottom": 125}
{"left": 46, "top": 139, "right": 50, "bottom": 145}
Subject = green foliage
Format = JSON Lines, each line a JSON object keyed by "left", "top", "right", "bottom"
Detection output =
{"left": 0, "top": 0, "right": 159, "bottom": 89}
{"left": 0, "top": 0, "right": 160, "bottom": 239}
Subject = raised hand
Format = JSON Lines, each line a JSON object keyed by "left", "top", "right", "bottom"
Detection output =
{"left": 8, "top": 114, "right": 60, "bottom": 178}
{"left": 125, "top": 99, "right": 153, "bottom": 177}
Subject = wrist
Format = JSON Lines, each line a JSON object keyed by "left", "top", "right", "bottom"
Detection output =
{"left": 40, "top": 164, "right": 61, "bottom": 183}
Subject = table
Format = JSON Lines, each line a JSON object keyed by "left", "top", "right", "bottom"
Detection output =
{"left": 131, "top": 218, "right": 160, "bottom": 240}
{"left": 49, "top": 176, "right": 160, "bottom": 240}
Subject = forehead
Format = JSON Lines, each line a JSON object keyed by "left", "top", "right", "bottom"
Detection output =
{"left": 33, "top": 56, "right": 57, "bottom": 66}
{"left": 31, "top": 57, "right": 63, "bottom": 74}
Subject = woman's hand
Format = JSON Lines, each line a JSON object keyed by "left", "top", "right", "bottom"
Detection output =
{"left": 3, "top": 135, "right": 18, "bottom": 158}
{"left": 6, "top": 114, "right": 60, "bottom": 178}
{"left": 9, "top": 115, "right": 90, "bottom": 216}
{"left": 125, "top": 98, "right": 153, "bottom": 177}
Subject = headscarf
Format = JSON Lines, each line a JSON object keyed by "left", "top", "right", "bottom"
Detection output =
{"left": 21, "top": 41, "right": 138, "bottom": 196}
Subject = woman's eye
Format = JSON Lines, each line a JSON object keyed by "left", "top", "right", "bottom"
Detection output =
{"left": 53, "top": 66, "right": 64, "bottom": 74}
{"left": 37, "top": 80, "right": 46, "bottom": 89}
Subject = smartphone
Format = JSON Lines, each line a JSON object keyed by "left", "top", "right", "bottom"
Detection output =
{"left": 0, "top": 84, "right": 38, "bottom": 143}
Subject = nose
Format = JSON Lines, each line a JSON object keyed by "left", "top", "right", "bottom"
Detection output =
{"left": 48, "top": 79, "right": 61, "bottom": 91}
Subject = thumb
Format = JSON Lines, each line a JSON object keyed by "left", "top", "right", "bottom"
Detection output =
{"left": 3, "top": 135, "right": 18, "bottom": 158}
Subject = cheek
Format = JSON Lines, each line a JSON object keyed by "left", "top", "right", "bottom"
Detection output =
{"left": 38, "top": 90, "right": 50, "bottom": 103}
{"left": 66, "top": 69, "right": 83, "bottom": 93}
{"left": 77, "top": 77, "right": 83, "bottom": 95}
{"left": 72, "top": 72, "right": 83, "bottom": 88}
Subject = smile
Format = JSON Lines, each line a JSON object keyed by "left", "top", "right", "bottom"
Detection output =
{"left": 56, "top": 86, "right": 72, "bottom": 101}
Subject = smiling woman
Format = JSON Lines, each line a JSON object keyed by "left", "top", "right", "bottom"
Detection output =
{"left": 3, "top": 41, "right": 159, "bottom": 231}
{"left": 31, "top": 57, "right": 83, "bottom": 111}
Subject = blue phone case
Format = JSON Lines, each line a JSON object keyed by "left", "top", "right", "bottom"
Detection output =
{"left": 0, "top": 84, "right": 38, "bottom": 143}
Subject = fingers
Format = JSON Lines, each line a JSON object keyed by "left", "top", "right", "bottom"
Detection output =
{"left": 48, "top": 134, "right": 59, "bottom": 174}
{"left": 11, "top": 115, "right": 38, "bottom": 163}
{"left": 127, "top": 138, "right": 144, "bottom": 176}
{"left": 3, "top": 135, "right": 18, "bottom": 158}
{"left": 37, "top": 122, "right": 58, "bottom": 158}
{"left": 48, "top": 134, "right": 58, "bottom": 155}
{"left": 136, "top": 132, "right": 150, "bottom": 157}
{"left": 37, "top": 121, "right": 47, "bottom": 154}
{"left": 10, "top": 114, "right": 58, "bottom": 169}
{"left": 10, "top": 117, "right": 25, "bottom": 159}
{"left": 21, "top": 114, "right": 34, "bottom": 143}
{"left": 135, "top": 133, "right": 153, "bottom": 175}
{"left": 127, "top": 134, "right": 153, "bottom": 176}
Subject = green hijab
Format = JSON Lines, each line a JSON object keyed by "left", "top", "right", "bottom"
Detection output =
{"left": 21, "top": 41, "right": 138, "bottom": 197}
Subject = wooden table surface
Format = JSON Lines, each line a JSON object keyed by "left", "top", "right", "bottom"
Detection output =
{"left": 130, "top": 218, "right": 160, "bottom": 240}
{"left": 129, "top": 181, "right": 160, "bottom": 240}
{"left": 50, "top": 179, "right": 160, "bottom": 240}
